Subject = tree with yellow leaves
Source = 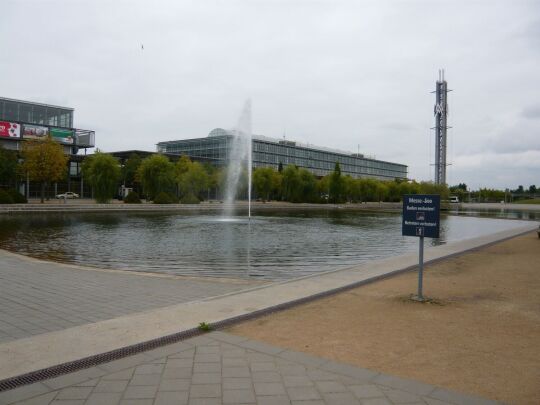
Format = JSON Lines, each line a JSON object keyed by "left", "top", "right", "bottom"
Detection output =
{"left": 22, "top": 137, "right": 69, "bottom": 203}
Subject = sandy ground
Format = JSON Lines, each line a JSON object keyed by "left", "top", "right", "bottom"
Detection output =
{"left": 228, "top": 232, "right": 540, "bottom": 405}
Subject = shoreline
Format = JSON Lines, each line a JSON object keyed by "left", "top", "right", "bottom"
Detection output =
{"left": 0, "top": 200, "right": 539, "bottom": 215}
{"left": 0, "top": 223, "right": 535, "bottom": 383}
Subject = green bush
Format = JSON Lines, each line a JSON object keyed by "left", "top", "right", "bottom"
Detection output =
{"left": 153, "top": 192, "right": 177, "bottom": 204}
{"left": 0, "top": 190, "right": 14, "bottom": 204}
{"left": 123, "top": 192, "right": 141, "bottom": 204}
{"left": 180, "top": 193, "right": 200, "bottom": 204}
{"left": 6, "top": 189, "right": 27, "bottom": 203}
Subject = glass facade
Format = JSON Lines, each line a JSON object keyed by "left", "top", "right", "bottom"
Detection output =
{"left": 0, "top": 97, "right": 73, "bottom": 128}
{"left": 0, "top": 97, "right": 95, "bottom": 148}
{"left": 158, "top": 129, "right": 408, "bottom": 181}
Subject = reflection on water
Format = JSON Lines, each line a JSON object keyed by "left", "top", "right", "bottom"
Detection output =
{"left": 0, "top": 211, "right": 532, "bottom": 281}
{"left": 451, "top": 207, "right": 539, "bottom": 221}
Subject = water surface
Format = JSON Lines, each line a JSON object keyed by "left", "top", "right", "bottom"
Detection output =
{"left": 0, "top": 211, "right": 531, "bottom": 281}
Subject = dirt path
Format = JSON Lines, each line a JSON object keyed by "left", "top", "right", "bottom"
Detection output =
{"left": 228, "top": 232, "right": 540, "bottom": 404}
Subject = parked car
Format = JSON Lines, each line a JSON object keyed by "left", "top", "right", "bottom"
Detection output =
{"left": 55, "top": 192, "right": 79, "bottom": 199}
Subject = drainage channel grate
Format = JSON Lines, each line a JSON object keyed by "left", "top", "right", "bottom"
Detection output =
{"left": 1, "top": 230, "right": 527, "bottom": 393}
{"left": 0, "top": 266, "right": 410, "bottom": 393}
{"left": 0, "top": 326, "right": 200, "bottom": 392}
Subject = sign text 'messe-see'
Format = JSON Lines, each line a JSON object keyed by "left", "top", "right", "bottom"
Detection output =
{"left": 402, "top": 195, "right": 440, "bottom": 238}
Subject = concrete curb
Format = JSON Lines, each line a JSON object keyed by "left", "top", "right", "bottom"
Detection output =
{"left": 0, "top": 223, "right": 537, "bottom": 384}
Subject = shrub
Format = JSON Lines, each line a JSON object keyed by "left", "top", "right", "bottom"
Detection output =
{"left": 153, "top": 192, "right": 177, "bottom": 204}
{"left": 123, "top": 192, "right": 141, "bottom": 204}
{"left": 180, "top": 193, "right": 200, "bottom": 204}
{"left": 0, "top": 190, "right": 14, "bottom": 204}
{"left": 6, "top": 189, "right": 27, "bottom": 203}
{"left": 198, "top": 322, "right": 212, "bottom": 332}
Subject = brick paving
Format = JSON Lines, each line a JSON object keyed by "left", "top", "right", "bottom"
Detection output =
{"left": 0, "top": 253, "right": 258, "bottom": 343}
{"left": 0, "top": 332, "right": 501, "bottom": 405}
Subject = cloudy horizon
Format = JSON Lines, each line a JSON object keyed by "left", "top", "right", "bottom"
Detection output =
{"left": 1, "top": 0, "right": 538, "bottom": 190}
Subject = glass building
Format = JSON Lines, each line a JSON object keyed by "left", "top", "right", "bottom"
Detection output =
{"left": 157, "top": 128, "right": 407, "bottom": 181}
{"left": 0, "top": 97, "right": 96, "bottom": 198}
{"left": 0, "top": 97, "right": 95, "bottom": 152}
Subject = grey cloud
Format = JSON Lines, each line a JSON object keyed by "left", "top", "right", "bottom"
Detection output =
{"left": 379, "top": 123, "right": 415, "bottom": 131}
{"left": 1, "top": 0, "right": 539, "bottom": 189}
{"left": 522, "top": 106, "right": 540, "bottom": 119}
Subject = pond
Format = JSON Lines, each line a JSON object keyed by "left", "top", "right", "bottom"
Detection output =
{"left": 0, "top": 210, "right": 532, "bottom": 281}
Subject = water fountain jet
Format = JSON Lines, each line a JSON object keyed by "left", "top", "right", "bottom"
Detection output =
{"left": 223, "top": 100, "right": 252, "bottom": 220}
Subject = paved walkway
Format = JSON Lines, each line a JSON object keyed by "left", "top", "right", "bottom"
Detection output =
{"left": 0, "top": 332, "right": 500, "bottom": 405}
{"left": 1, "top": 224, "right": 537, "bottom": 382}
{"left": 0, "top": 251, "right": 259, "bottom": 343}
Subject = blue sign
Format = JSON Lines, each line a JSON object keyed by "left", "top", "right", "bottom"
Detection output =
{"left": 402, "top": 194, "right": 440, "bottom": 238}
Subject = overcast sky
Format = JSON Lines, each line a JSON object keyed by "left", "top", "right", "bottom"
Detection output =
{"left": 1, "top": 0, "right": 538, "bottom": 190}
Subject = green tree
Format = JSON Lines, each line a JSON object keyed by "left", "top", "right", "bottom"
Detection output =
{"left": 375, "top": 181, "right": 388, "bottom": 202}
{"left": 202, "top": 163, "right": 219, "bottom": 200}
{"left": 122, "top": 153, "right": 142, "bottom": 190}
{"left": 475, "top": 188, "right": 505, "bottom": 202}
{"left": 176, "top": 158, "right": 209, "bottom": 202}
{"left": 21, "top": 137, "right": 68, "bottom": 203}
{"left": 449, "top": 183, "right": 467, "bottom": 202}
{"left": 386, "top": 180, "right": 401, "bottom": 202}
{"left": 175, "top": 155, "right": 191, "bottom": 179}
{"left": 342, "top": 175, "right": 356, "bottom": 202}
{"left": 329, "top": 162, "right": 345, "bottom": 203}
{"left": 82, "top": 151, "right": 121, "bottom": 203}
{"left": 0, "top": 145, "right": 18, "bottom": 188}
{"left": 418, "top": 181, "right": 449, "bottom": 201}
{"left": 137, "top": 154, "right": 175, "bottom": 200}
{"left": 298, "top": 168, "right": 317, "bottom": 202}
{"left": 253, "top": 167, "right": 275, "bottom": 201}
{"left": 282, "top": 165, "right": 302, "bottom": 202}
{"left": 355, "top": 178, "right": 374, "bottom": 202}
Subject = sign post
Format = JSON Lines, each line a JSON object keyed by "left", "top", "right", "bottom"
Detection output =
{"left": 402, "top": 194, "right": 440, "bottom": 301}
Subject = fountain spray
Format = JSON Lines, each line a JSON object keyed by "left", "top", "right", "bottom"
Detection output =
{"left": 223, "top": 99, "right": 252, "bottom": 221}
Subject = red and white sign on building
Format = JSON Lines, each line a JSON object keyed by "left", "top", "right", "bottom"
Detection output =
{"left": 0, "top": 121, "right": 21, "bottom": 138}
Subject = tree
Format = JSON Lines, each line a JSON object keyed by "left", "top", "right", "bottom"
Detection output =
{"left": 82, "top": 151, "right": 121, "bottom": 203}
{"left": 21, "top": 137, "right": 68, "bottom": 203}
{"left": 136, "top": 154, "right": 175, "bottom": 200}
{"left": 375, "top": 181, "right": 388, "bottom": 202}
{"left": 253, "top": 167, "right": 275, "bottom": 201}
{"left": 418, "top": 181, "right": 449, "bottom": 201}
{"left": 329, "top": 162, "right": 345, "bottom": 203}
{"left": 529, "top": 185, "right": 537, "bottom": 194}
{"left": 122, "top": 153, "right": 142, "bottom": 191}
{"left": 202, "top": 163, "right": 219, "bottom": 200}
{"left": 176, "top": 158, "right": 209, "bottom": 202}
{"left": 0, "top": 145, "right": 18, "bottom": 188}
{"left": 298, "top": 168, "right": 317, "bottom": 202}
{"left": 359, "top": 178, "right": 379, "bottom": 202}
{"left": 318, "top": 175, "right": 330, "bottom": 202}
{"left": 282, "top": 165, "right": 302, "bottom": 202}
{"left": 386, "top": 180, "right": 401, "bottom": 202}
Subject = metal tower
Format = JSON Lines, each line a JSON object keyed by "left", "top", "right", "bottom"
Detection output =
{"left": 432, "top": 69, "right": 451, "bottom": 185}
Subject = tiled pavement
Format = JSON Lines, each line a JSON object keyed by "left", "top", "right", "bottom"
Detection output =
{"left": 0, "top": 332, "right": 500, "bottom": 405}
{"left": 0, "top": 253, "right": 259, "bottom": 343}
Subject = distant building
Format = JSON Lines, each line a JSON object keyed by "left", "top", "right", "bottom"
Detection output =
{"left": 157, "top": 128, "right": 407, "bottom": 181}
{"left": 0, "top": 97, "right": 96, "bottom": 197}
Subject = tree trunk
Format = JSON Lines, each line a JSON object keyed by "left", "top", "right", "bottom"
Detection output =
{"left": 40, "top": 182, "right": 45, "bottom": 203}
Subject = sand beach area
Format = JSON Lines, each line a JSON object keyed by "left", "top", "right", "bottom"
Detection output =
{"left": 228, "top": 232, "right": 540, "bottom": 404}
